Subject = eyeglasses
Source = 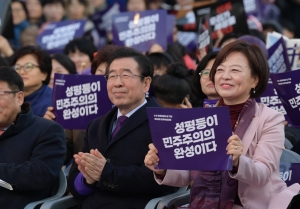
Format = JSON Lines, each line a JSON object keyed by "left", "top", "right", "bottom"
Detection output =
{"left": 14, "top": 63, "right": 39, "bottom": 72}
{"left": 0, "top": 91, "right": 19, "bottom": 99}
{"left": 199, "top": 70, "right": 210, "bottom": 78}
{"left": 104, "top": 72, "right": 144, "bottom": 81}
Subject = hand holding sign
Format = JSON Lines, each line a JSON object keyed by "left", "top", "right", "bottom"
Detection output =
{"left": 144, "top": 143, "right": 167, "bottom": 176}
{"left": 226, "top": 134, "right": 243, "bottom": 167}
{"left": 43, "top": 106, "right": 56, "bottom": 121}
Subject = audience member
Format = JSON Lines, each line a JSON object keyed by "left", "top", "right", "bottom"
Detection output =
{"left": 41, "top": 0, "right": 66, "bottom": 23}
{"left": 11, "top": 46, "right": 53, "bottom": 117}
{"left": 0, "top": 67, "right": 66, "bottom": 209}
{"left": 127, "top": 0, "right": 147, "bottom": 12}
{"left": 48, "top": 53, "right": 77, "bottom": 88}
{"left": 68, "top": 47, "right": 176, "bottom": 208}
{"left": 147, "top": 52, "right": 173, "bottom": 76}
{"left": 64, "top": 38, "right": 97, "bottom": 74}
{"left": 145, "top": 40, "right": 300, "bottom": 209}
{"left": 19, "top": 25, "right": 39, "bottom": 47}
{"left": 25, "top": 0, "right": 44, "bottom": 26}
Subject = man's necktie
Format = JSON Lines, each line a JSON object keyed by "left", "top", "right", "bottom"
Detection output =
{"left": 111, "top": 116, "right": 128, "bottom": 139}
{"left": 0, "top": 130, "right": 5, "bottom": 136}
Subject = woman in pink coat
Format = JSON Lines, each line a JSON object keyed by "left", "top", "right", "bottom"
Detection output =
{"left": 144, "top": 40, "right": 300, "bottom": 209}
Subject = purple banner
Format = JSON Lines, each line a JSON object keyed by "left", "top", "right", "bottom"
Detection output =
{"left": 147, "top": 107, "right": 232, "bottom": 170}
{"left": 280, "top": 162, "right": 300, "bottom": 187}
{"left": 268, "top": 37, "right": 291, "bottom": 73}
{"left": 53, "top": 74, "right": 113, "bottom": 129}
{"left": 203, "top": 98, "right": 218, "bottom": 107}
{"left": 36, "top": 20, "right": 86, "bottom": 54}
{"left": 270, "top": 70, "right": 300, "bottom": 127}
{"left": 112, "top": 10, "right": 167, "bottom": 52}
{"left": 256, "top": 79, "right": 291, "bottom": 124}
{"left": 167, "top": 15, "right": 176, "bottom": 44}
{"left": 90, "top": 3, "right": 120, "bottom": 49}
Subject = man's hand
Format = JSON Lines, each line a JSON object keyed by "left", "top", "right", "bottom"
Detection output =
{"left": 43, "top": 107, "right": 56, "bottom": 121}
{"left": 74, "top": 152, "right": 96, "bottom": 185}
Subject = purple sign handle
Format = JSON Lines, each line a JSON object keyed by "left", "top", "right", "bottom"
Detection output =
{"left": 147, "top": 107, "right": 232, "bottom": 171}
{"left": 52, "top": 74, "right": 113, "bottom": 130}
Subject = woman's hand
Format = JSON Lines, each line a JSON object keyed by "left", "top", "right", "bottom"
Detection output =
{"left": 178, "top": 97, "right": 192, "bottom": 109}
{"left": 0, "top": 35, "right": 13, "bottom": 57}
{"left": 144, "top": 143, "right": 166, "bottom": 176}
{"left": 226, "top": 134, "right": 243, "bottom": 167}
{"left": 43, "top": 107, "right": 56, "bottom": 121}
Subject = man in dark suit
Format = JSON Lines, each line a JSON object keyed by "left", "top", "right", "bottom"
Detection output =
{"left": 68, "top": 47, "right": 176, "bottom": 208}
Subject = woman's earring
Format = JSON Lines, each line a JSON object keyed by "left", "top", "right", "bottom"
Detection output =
{"left": 253, "top": 88, "right": 256, "bottom": 94}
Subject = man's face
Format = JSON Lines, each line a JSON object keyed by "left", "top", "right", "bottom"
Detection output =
{"left": 107, "top": 58, "right": 151, "bottom": 115}
{"left": 0, "top": 81, "right": 24, "bottom": 129}
{"left": 43, "top": 3, "right": 65, "bottom": 22}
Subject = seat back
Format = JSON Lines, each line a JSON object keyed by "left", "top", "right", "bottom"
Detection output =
{"left": 24, "top": 169, "right": 67, "bottom": 209}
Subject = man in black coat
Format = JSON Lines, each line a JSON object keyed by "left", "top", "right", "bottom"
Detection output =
{"left": 68, "top": 47, "right": 176, "bottom": 208}
{"left": 0, "top": 67, "right": 66, "bottom": 209}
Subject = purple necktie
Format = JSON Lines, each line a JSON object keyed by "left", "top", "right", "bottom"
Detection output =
{"left": 111, "top": 116, "right": 128, "bottom": 139}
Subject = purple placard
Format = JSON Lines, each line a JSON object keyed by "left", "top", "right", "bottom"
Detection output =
{"left": 167, "top": 15, "right": 175, "bottom": 44}
{"left": 146, "top": 107, "right": 232, "bottom": 170}
{"left": 112, "top": 10, "right": 167, "bottom": 52}
{"left": 53, "top": 74, "right": 113, "bottom": 129}
{"left": 90, "top": 3, "right": 121, "bottom": 49}
{"left": 203, "top": 98, "right": 218, "bottom": 107}
{"left": 36, "top": 20, "right": 86, "bottom": 54}
{"left": 280, "top": 162, "right": 300, "bottom": 187}
{"left": 270, "top": 70, "right": 300, "bottom": 127}
{"left": 268, "top": 37, "right": 291, "bottom": 73}
{"left": 256, "top": 79, "right": 291, "bottom": 123}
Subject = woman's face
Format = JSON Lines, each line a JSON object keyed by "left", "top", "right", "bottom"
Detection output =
{"left": 199, "top": 58, "right": 219, "bottom": 100}
{"left": 15, "top": 54, "right": 47, "bottom": 93}
{"left": 43, "top": 2, "right": 65, "bottom": 22}
{"left": 49, "top": 59, "right": 70, "bottom": 88}
{"left": 127, "top": 0, "right": 146, "bottom": 12}
{"left": 95, "top": 62, "right": 107, "bottom": 75}
{"left": 68, "top": 49, "right": 91, "bottom": 73}
{"left": 68, "top": 0, "right": 86, "bottom": 20}
{"left": 214, "top": 52, "right": 258, "bottom": 105}
{"left": 26, "top": 0, "right": 43, "bottom": 20}
{"left": 11, "top": 2, "right": 27, "bottom": 25}
{"left": 89, "top": 0, "right": 105, "bottom": 8}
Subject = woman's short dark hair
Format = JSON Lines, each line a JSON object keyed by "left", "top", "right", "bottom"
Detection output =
{"left": 106, "top": 47, "right": 154, "bottom": 79}
{"left": 147, "top": 52, "right": 173, "bottom": 69}
{"left": 191, "top": 51, "right": 219, "bottom": 99}
{"left": 0, "top": 67, "right": 24, "bottom": 91}
{"left": 11, "top": 46, "right": 52, "bottom": 85}
{"left": 91, "top": 45, "right": 121, "bottom": 75}
{"left": 63, "top": 38, "right": 97, "bottom": 62}
{"left": 209, "top": 40, "right": 269, "bottom": 98}
{"left": 52, "top": 54, "right": 77, "bottom": 75}
{"left": 154, "top": 63, "right": 191, "bottom": 104}
{"left": 41, "top": 0, "right": 65, "bottom": 8}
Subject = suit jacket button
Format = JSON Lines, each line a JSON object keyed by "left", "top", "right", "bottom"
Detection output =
{"left": 106, "top": 158, "right": 110, "bottom": 163}
{"left": 103, "top": 182, "right": 107, "bottom": 186}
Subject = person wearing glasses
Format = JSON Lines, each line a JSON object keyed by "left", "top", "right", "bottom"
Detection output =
{"left": 68, "top": 47, "right": 176, "bottom": 209}
{"left": 11, "top": 46, "right": 52, "bottom": 117}
{"left": 0, "top": 67, "right": 65, "bottom": 209}
{"left": 191, "top": 51, "right": 220, "bottom": 107}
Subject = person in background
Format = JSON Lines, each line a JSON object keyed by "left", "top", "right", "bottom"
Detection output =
{"left": 10, "top": 0, "right": 29, "bottom": 48}
{"left": 48, "top": 54, "right": 77, "bottom": 88}
{"left": 19, "top": 25, "right": 39, "bottom": 47}
{"left": 218, "top": 33, "right": 239, "bottom": 48}
{"left": 153, "top": 63, "right": 192, "bottom": 108}
{"left": 145, "top": 40, "right": 300, "bottom": 209}
{"left": 41, "top": 0, "right": 66, "bottom": 23}
{"left": 0, "top": 67, "right": 65, "bottom": 209}
{"left": 191, "top": 51, "right": 220, "bottom": 107}
{"left": 279, "top": 19, "right": 296, "bottom": 39}
{"left": 64, "top": 38, "right": 97, "bottom": 75}
{"left": 127, "top": 0, "right": 147, "bottom": 11}
{"left": 11, "top": 46, "right": 52, "bottom": 117}
{"left": 146, "top": 0, "right": 164, "bottom": 10}
{"left": 147, "top": 52, "right": 173, "bottom": 76}
{"left": 67, "top": 0, "right": 90, "bottom": 20}
{"left": 25, "top": 0, "right": 44, "bottom": 26}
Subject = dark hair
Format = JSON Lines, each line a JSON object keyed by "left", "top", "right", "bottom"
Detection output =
{"left": 218, "top": 33, "right": 238, "bottom": 48}
{"left": 106, "top": 47, "right": 154, "bottom": 79}
{"left": 0, "top": 67, "right": 24, "bottom": 91}
{"left": 11, "top": 0, "right": 29, "bottom": 18}
{"left": 191, "top": 51, "right": 219, "bottom": 99}
{"left": 52, "top": 54, "right": 77, "bottom": 75}
{"left": 40, "top": 0, "right": 65, "bottom": 8}
{"left": 147, "top": 52, "right": 173, "bottom": 69}
{"left": 63, "top": 38, "right": 97, "bottom": 62}
{"left": 154, "top": 63, "right": 190, "bottom": 104}
{"left": 66, "top": 0, "right": 88, "bottom": 6}
{"left": 11, "top": 46, "right": 52, "bottom": 85}
{"left": 166, "top": 42, "right": 187, "bottom": 68}
{"left": 0, "top": 57, "right": 10, "bottom": 67}
{"left": 91, "top": 45, "right": 121, "bottom": 75}
{"left": 209, "top": 40, "right": 269, "bottom": 98}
